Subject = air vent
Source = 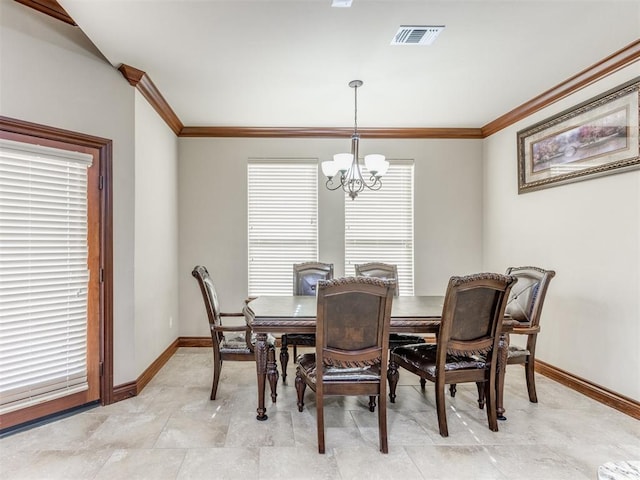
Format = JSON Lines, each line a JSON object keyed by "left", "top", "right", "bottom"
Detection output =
{"left": 391, "top": 25, "right": 445, "bottom": 46}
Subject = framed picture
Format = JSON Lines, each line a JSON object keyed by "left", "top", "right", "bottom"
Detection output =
{"left": 517, "top": 78, "right": 640, "bottom": 193}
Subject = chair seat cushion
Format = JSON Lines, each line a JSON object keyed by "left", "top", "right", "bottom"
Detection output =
{"left": 297, "top": 353, "right": 381, "bottom": 382}
{"left": 507, "top": 344, "right": 530, "bottom": 359}
{"left": 389, "top": 334, "right": 426, "bottom": 349}
{"left": 282, "top": 333, "right": 316, "bottom": 346}
{"left": 220, "top": 332, "right": 275, "bottom": 354}
{"left": 391, "top": 344, "right": 487, "bottom": 377}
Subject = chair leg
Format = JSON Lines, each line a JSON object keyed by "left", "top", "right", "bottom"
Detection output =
{"left": 369, "top": 396, "right": 376, "bottom": 412}
{"left": 449, "top": 384, "right": 457, "bottom": 397}
{"left": 295, "top": 368, "right": 306, "bottom": 412}
{"left": 280, "top": 343, "right": 289, "bottom": 383}
{"left": 485, "top": 379, "right": 499, "bottom": 432}
{"left": 420, "top": 378, "right": 426, "bottom": 390}
{"left": 211, "top": 356, "right": 222, "bottom": 400}
{"left": 316, "top": 392, "right": 325, "bottom": 454}
{"left": 388, "top": 360, "right": 399, "bottom": 403}
{"left": 435, "top": 378, "right": 448, "bottom": 437}
{"left": 476, "top": 381, "right": 486, "bottom": 409}
{"left": 525, "top": 356, "right": 538, "bottom": 403}
{"left": 378, "top": 394, "right": 388, "bottom": 454}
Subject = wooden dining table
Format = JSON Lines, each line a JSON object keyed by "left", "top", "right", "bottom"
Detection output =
{"left": 244, "top": 295, "right": 517, "bottom": 421}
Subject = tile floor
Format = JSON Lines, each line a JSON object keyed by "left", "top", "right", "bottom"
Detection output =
{"left": 1, "top": 347, "right": 638, "bottom": 479}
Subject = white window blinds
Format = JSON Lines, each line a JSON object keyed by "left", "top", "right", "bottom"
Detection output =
{"left": 345, "top": 160, "right": 414, "bottom": 295}
{"left": 0, "top": 139, "right": 93, "bottom": 415}
{"left": 248, "top": 159, "right": 318, "bottom": 296}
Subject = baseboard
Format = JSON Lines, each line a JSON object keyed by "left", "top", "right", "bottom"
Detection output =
{"left": 111, "top": 338, "right": 180, "bottom": 403}
{"left": 535, "top": 359, "right": 640, "bottom": 420}
{"left": 178, "top": 336, "right": 212, "bottom": 347}
{"left": 137, "top": 338, "right": 181, "bottom": 393}
{"left": 111, "top": 337, "right": 640, "bottom": 421}
{"left": 112, "top": 381, "right": 137, "bottom": 403}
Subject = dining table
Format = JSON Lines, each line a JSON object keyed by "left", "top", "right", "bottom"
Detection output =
{"left": 244, "top": 295, "right": 518, "bottom": 421}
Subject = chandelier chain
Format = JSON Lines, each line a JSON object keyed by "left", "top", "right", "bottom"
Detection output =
{"left": 353, "top": 84, "right": 358, "bottom": 135}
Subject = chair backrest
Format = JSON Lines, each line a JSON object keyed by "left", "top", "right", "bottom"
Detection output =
{"left": 354, "top": 262, "right": 399, "bottom": 296}
{"left": 316, "top": 276, "right": 395, "bottom": 369}
{"left": 438, "top": 273, "right": 517, "bottom": 368}
{"left": 192, "top": 265, "right": 223, "bottom": 346}
{"left": 504, "top": 266, "right": 556, "bottom": 326}
{"left": 293, "top": 262, "right": 334, "bottom": 296}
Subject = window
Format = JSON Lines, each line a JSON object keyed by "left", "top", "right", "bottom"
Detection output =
{"left": 0, "top": 138, "right": 97, "bottom": 418}
{"left": 248, "top": 159, "right": 318, "bottom": 295}
{"left": 344, "top": 160, "right": 414, "bottom": 294}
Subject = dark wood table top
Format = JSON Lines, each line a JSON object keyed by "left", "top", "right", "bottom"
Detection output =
{"left": 246, "top": 295, "right": 445, "bottom": 334}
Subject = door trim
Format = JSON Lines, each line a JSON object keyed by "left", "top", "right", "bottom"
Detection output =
{"left": 0, "top": 115, "right": 114, "bottom": 408}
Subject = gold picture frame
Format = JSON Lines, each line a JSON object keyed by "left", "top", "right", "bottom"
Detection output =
{"left": 517, "top": 78, "right": 640, "bottom": 193}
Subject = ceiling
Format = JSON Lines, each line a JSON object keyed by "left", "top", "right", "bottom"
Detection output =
{"left": 57, "top": 0, "right": 639, "bottom": 131}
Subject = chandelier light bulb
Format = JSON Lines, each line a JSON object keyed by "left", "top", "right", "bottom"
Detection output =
{"left": 333, "top": 153, "right": 353, "bottom": 172}
{"left": 321, "top": 160, "right": 340, "bottom": 179}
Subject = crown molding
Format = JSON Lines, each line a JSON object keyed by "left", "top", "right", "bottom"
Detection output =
{"left": 482, "top": 39, "right": 640, "bottom": 137}
{"left": 112, "top": 45, "right": 637, "bottom": 140}
{"left": 179, "top": 126, "right": 483, "bottom": 139}
{"left": 14, "top": 0, "right": 76, "bottom": 25}
{"left": 22, "top": 3, "right": 640, "bottom": 139}
{"left": 117, "top": 64, "right": 184, "bottom": 135}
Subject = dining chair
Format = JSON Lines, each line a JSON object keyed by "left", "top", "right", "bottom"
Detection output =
{"left": 355, "top": 262, "right": 426, "bottom": 349}
{"left": 502, "top": 266, "right": 556, "bottom": 403}
{"left": 280, "top": 261, "right": 333, "bottom": 382}
{"left": 388, "top": 272, "right": 517, "bottom": 437}
{"left": 192, "top": 265, "right": 277, "bottom": 400}
{"left": 454, "top": 266, "right": 556, "bottom": 410}
{"left": 295, "top": 276, "right": 395, "bottom": 453}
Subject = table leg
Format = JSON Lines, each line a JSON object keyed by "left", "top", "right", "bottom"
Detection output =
{"left": 267, "top": 345, "right": 279, "bottom": 403}
{"left": 255, "top": 332, "right": 268, "bottom": 421}
{"left": 496, "top": 332, "right": 509, "bottom": 421}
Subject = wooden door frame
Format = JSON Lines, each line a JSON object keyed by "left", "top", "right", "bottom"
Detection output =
{"left": 0, "top": 115, "right": 114, "bottom": 406}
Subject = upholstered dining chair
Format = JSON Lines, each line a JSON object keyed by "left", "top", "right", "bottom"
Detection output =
{"left": 280, "top": 261, "right": 333, "bottom": 382}
{"left": 355, "top": 262, "right": 426, "bottom": 349}
{"left": 456, "top": 266, "right": 557, "bottom": 411}
{"left": 192, "top": 265, "right": 277, "bottom": 400}
{"left": 295, "top": 276, "right": 395, "bottom": 454}
{"left": 388, "top": 272, "right": 517, "bottom": 437}
{"left": 502, "top": 266, "right": 556, "bottom": 403}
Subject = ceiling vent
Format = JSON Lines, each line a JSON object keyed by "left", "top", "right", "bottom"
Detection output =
{"left": 391, "top": 25, "right": 445, "bottom": 46}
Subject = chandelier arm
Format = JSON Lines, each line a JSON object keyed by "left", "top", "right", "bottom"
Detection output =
{"left": 367, "top": 178, "right": 383, "bottom": 191}
{"left": 325, "top": 176, "right": 347, "bottom": 191}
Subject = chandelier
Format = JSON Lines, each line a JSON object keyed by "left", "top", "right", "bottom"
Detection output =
{"left": 321, "top": 80, "right": 389, "bottom": 200}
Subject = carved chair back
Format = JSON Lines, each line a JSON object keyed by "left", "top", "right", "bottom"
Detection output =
{"left": 293, "top": 262, "right": 334, "bottom": 296}
{"left": 437, "top": 273, "right": 517, "bottom": 375}
{"left": 355, "top": 262, "right": 399, "bottom": 296}
{"left": 504, "top": 266, "right": 556, "bottom": 327}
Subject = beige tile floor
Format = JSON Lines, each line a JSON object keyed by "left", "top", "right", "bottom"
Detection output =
{"left": 1, "top": 347, "right": 638, "bottom": 479}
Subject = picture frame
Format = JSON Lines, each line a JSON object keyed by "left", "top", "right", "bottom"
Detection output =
{"left": 517, "top": 78, "right": 640, "bottom": 194}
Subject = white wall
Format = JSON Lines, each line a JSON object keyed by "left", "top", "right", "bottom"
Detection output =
{"left": 1, "top": 1, "right": 137, "bottom": 384}
{"left": 178, "top": 137, "right": 484, "bottom": 337}
{"left": 2, "top": 2, "right": 180, "bottom": 385}
{"left": 133, "top": 91, "right": 179, "bottom": 373}
{"left": 483, "top": 65, "right": 640, "bottom": 400}
{"left": 8, "top": 0, "right": 638, "bottom": 402}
